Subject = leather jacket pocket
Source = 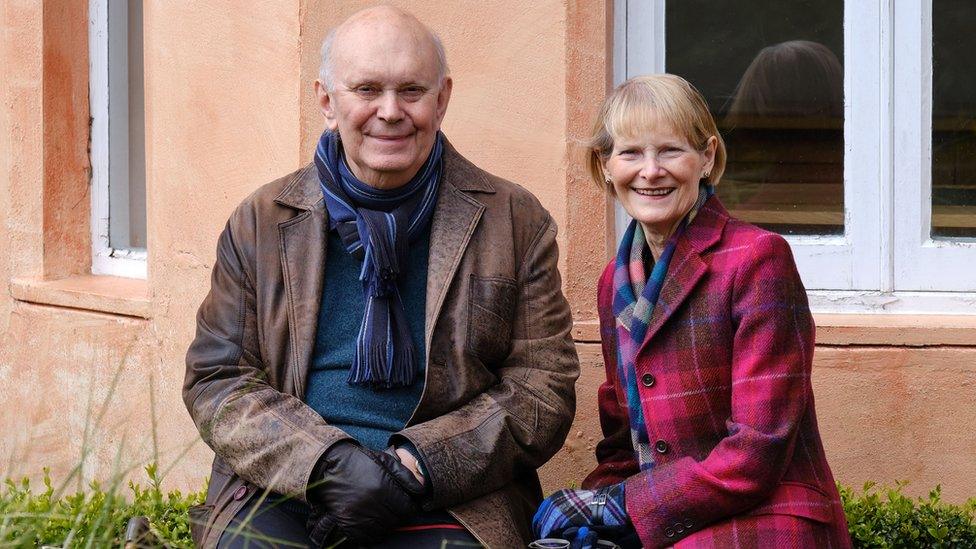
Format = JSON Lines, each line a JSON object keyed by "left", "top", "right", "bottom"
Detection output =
{"left": 466, "top": 275, "right": 517, "bottom": 363}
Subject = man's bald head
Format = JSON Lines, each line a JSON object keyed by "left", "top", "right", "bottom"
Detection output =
{"left": 319, "top": 6, "right": 449, "bottom": 91}
{"left": 312, "top": 5, "right": 453, "bottom": 189}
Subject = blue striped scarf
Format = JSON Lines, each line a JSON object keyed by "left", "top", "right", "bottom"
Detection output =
{"left": 314, "top": 130, "right": 443, "bottom": 388}
{"left": 611, "top": 184, "right": 713, "bottom": 469}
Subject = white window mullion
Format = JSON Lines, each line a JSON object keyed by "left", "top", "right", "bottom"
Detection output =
{"left": 893, "top": 0, "right": 976, "bottom": 293}
{"left": 90, "top": 0, "right": 110, "bottom": 267}
{"left": 615, "top": 0, "right": 666, "bottom": 239}
{"left": 876, "top": 0, "right": 896, "bottom": 293}
{"left": 623, "top": 0, "right": 665, "bottom": 79}
{"left": 843, "top": 0, "right": 887, "bottom": 291}
{"left": 892, "top": 0, "right": 929, "bottom": 290}
{"left": 777, "top": 0, "right": 886, "bottom": 292}
{"left": 612, "top": 0, "right": 628, "bottom": 240}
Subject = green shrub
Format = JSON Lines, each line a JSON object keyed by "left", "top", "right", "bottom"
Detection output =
{"left": 4, "top": 474, "right": 976, "bottom": 547}
{"left": 841, "top": 481, "right": 976, "bottom": 548}
{"left": 0, "top": 463, "right": 205, "bottom": 548}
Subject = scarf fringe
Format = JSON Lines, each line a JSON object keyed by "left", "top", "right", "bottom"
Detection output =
{"left": 348, "top": 344, "right": 417, "bottom": 389}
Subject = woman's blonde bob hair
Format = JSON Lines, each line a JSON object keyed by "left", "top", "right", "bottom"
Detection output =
{"left": 587, "top": 74, "right": 727, "bottom": 192}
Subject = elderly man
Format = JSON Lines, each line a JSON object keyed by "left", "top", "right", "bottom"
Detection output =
{"left": 183, "top": 6, "right": 578, "bottom": 548}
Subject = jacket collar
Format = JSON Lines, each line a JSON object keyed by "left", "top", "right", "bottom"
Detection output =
{"left": 440, "top": 138, "right": 496, "bottom": 193}
{"left": 272, "top": 137, "right": 494, "bottom": 211}
{"left": 273, "top": 163, "right": 322, "bottom": 211}
{"left": 422, "top": 139, "right": 491, "bottom": 350}
{"left": 681, "top": 194, "right": 729, "bottom": 256}
{"left": 636, "top": 194, "right": 729, "bottom": 352}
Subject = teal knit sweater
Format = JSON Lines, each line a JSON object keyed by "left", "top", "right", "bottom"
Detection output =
{"left": 304, "top": 230, "right": 428, "bottom": 451}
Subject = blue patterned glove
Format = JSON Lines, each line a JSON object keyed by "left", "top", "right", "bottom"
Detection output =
{"left": 532, "top": 483, "right": 631, "bottom": 539}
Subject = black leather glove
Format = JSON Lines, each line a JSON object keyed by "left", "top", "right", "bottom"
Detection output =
{"left": 306, "top": 441, "right": 425, "bottom": 544}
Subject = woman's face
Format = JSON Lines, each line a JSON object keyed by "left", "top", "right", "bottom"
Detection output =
{"left": 604, "top": 125, "right": 716, "bottom": 241}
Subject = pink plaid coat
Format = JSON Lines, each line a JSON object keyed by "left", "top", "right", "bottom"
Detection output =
{"left": 583, "top": 197, "right": 851, "bottom": 548}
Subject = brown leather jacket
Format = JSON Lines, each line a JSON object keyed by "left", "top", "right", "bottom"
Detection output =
{"left": 183, "top": 142, "right": 579, "bottom": 548}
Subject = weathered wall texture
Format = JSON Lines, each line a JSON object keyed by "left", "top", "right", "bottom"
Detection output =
{"left": 1, "top": 1, "right": 45, "bottom": 338}
{"left": 1, "top": 0, "right": 974, "bottom": 511}
{"left": 0, "top": 1, "right": 302, "bottom": 489}
{"left": 813, "top": 345, "right": 976, "bottom": 503}
{"left": 138, "top": 0, "right": 303, "bottom": 487}
{"left": 41, "top": 0, "right": 90, "bottom": 279}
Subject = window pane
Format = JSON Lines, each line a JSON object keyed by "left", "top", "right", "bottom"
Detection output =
{"left": 127, "top": 0, "right": 146, "bottom": 249}
{"left": 107, "top": 0, "right": 146, "bottom": 251}
{"left": 932, "top": 0, "right": 976, "bottom": 239}
{"left": 665, "top": 0, "right": 844, "bottom": 235}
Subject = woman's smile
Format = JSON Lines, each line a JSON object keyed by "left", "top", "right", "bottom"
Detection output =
{"left": 631, "top": 187, "right": 676, "bottom": 198}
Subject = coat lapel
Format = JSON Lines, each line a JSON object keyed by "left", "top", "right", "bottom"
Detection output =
{"left": 424, "top": 144, "right": 492, "bottom": 351}
{"left": 636, "top": 197, "right": 728, "bottom": 354}
{"left": 275, "top": 165, "right": 328, "bottom": 397}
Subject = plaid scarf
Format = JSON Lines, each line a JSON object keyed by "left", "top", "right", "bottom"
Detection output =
{"left": 611, "top": 184, "right": 713, "bottom": 469}
{"left": 314, "top": 130, "right": 443, "bottom": 388}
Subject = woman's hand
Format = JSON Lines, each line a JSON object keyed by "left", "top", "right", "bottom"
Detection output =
{"left": 532, "top": 483, "right": 632, "bottom": 539}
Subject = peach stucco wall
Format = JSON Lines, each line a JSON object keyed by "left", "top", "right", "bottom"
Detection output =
{"left": 0, "top": 0, "right": 302, "bottom": 489}
{"left": 1, "top": 0, "right": 974, "bottom": 509}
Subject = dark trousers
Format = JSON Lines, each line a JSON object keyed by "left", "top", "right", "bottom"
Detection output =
{"left": 217, "top": 494, "right": 482, "bottom": 548}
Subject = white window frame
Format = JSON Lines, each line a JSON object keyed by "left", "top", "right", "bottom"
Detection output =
{"left": 892, "top": 0, "right": 976, "bottom": 293}
{"left": 617, "top": 0, "right": 976, "bottom": 313}
{"left": 89, "top": 0, "right": 147, "bottom": 279}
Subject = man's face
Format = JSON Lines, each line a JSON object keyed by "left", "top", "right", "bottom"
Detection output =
{"left": 316, "top": 20, "right": 452, "bottom": 190}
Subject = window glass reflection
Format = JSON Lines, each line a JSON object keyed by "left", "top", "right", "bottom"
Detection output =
{"left": 666, "top": 1, "right": 844, "bottom": 235}
{"left": 932, "top": 0, "right": 976, "bottom": 239}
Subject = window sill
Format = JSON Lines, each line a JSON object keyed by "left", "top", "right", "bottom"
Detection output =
{"left": 815, "top": 313, "right": 975, "bottom": 347}
{"left": 573, "top": 315, "right": 975, "bottom": 347}
{"left": 10, "top": 275, "right": 151, "bottom": 319}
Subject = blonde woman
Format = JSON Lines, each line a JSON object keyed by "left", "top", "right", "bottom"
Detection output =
{"left": 533, "top": 75, "right": 851, "bottom": 548}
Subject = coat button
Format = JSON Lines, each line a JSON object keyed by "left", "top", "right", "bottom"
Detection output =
{"left": 684, "top": 518, "right": 694, "bottom": 528}
{"left": 233, "top": 485, "right": 248, "bottom": 500}
{"left": 655, "top": 440, "right": 669, "bottom": 454}
{"left": 674, "top": 522, "right": 686, "bottom": 534}
{"left": 664, "top": 527, "right": 675, "bottom": 538}
{"left": 641, "top": 373, "right": 656, "bottom": 387}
